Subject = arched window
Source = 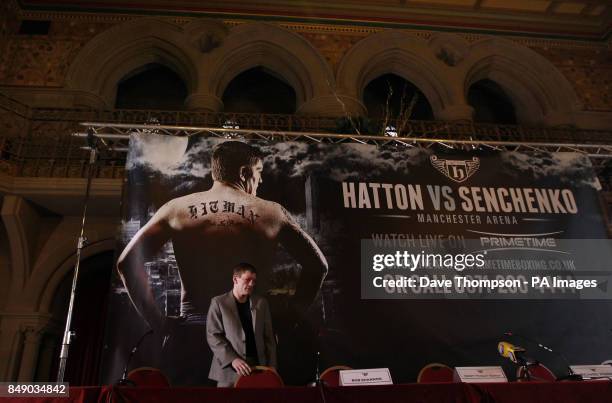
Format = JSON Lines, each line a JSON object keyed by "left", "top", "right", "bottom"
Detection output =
{"left": 222, "top": 67, "right": 296, "bottom": 114}
{"left": 468, "top": 79, "right": 517, "bottom": 124}
{"left": 115, "top": 63, "right": 188, "bottom": 110}
{"left": 45, "top": 251, "right": 114, "bottom": 384}
{"left": 363, "top": 74, "right": 434, "bottom": 122}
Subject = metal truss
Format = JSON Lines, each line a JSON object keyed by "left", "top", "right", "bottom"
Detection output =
{"left": 74, "top": 122, "right": 612, "bottom": 160}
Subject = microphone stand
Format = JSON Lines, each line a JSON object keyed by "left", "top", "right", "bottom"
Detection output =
{"left": 505, "top": 331, "right": 582, "bottom": 381}
{"left": 117, "top": 329, "right": 154, "bottom": 386}
{"left": 314, "top": 293, "right": 328, "bottom": 403}
{"left": 314, "top": 351, "right": 323, "bottom": 385}
{"left": 516, "top": 356, "right": 536, "bottom": 381}
{"left": 314, "top": 288, "right": 328, "bottom": 386}
{"left": 56, "top": 128, "right": 100, "bottom": 382}
{"left": 314, "top": 351, "right": 328, "bottom": 403}
{"left": 302, "top": 293, "right": 327, "bottom": 395}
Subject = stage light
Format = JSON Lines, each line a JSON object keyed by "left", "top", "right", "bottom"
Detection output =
{"left": 222, "top": 119, "right": 241, "bottom": 138}
{"left": 141, "top": 117, "right": 161, "bottom": 135}
{"left": 384, "top": 125, "right": 398, "bottom": 137}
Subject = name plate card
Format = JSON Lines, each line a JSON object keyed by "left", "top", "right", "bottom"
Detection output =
{"left": 570, "top": 365, "right": 612, "bottom": 379}
{"left": 453, "top": 366, "right": 508, "bottom": 383}
{"left": 339, "top": 368, "right": 393, "bottom": 386}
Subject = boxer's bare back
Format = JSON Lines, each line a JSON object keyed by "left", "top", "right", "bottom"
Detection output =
{"left": 118, "top": 173, "right": 327, "bottom": 332}
{"left": 169, "top": 184, "right": 290, "bottom": 314}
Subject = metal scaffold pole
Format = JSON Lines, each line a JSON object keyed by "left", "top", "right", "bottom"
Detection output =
{"left": 57, "top": 129, "right": 99, "bottom": 382}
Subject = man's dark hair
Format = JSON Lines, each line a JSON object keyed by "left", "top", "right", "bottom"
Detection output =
{"left": 211, "top": 141, "right": 264, "bottom": 183}
{"left": 233, "top": 262, "right": 257, "bottom": 277}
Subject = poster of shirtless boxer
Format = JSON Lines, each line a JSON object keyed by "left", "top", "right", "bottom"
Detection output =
{"left": 101, "top": 133, "right": 612, "bottom": 385}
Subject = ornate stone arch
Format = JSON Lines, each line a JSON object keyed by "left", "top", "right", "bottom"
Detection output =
{"left": 337, "top": 31, "right": 459, "bottom": 119}
{"left": 207, "top": 23, "right": 334, "bottom": 113}
{"left": 34, "top": 239, "right": 116, "bottom": 314}
{"left": 463, "top": 38, "right": 581, "bottom": 126}
{"left": 66, "top": 18, "right": 199, "bottom": 108}
{"left": 12, "top": 216, "right": 119, "bottom": 313}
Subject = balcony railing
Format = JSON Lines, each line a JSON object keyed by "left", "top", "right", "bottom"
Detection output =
{"left": 23, "top": 106, "right": 612, "bottom": 145}
{"left": 1, "top": 92, "right": 611, "bottom": 182}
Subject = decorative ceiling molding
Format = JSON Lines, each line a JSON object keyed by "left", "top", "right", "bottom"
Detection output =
{"left": 16, "top": 0, "right": 611, "bottom": 41}
{"left": 12, "top": 10, "right": 609, "bottom": 52}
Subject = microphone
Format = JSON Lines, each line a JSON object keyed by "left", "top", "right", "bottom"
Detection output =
{"left": 504, "top": 331, "right": 553, "bottom": 353}
{"left": 117, "top": 328, "right": 154, "bottom": 386}
{"left": 498, "top": 341, "right": 530, "bottom": 365}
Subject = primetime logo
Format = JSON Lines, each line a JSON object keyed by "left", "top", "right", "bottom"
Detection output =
{"left": 430, "top": 155, "right": 480, "bottom": 183}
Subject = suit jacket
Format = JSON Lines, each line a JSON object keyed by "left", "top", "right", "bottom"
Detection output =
{"left": 206, "top": 291, "right": 277, "bottom": 385}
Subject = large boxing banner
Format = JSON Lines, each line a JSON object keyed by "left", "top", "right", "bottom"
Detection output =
{"left": 101, "top": 134, "right": 612, "bottom": 385}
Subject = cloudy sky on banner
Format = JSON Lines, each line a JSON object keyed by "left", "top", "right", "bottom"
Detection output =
{"left": 501, "top": 152, "right": 600, "bottom": 189}
{"left": 125, "top": 133, "right": 599, "bottom": 189}
{"left": 127, "top": 133, "right": 427, "bottom": 179}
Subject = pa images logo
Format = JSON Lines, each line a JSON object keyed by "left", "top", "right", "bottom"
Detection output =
{"left": 430, "top": 155, "right": 480, "bottom": 183}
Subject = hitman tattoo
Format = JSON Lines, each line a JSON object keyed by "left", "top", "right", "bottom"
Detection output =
{"left": 187, "top": 200, "right": 258, "bottom": 223}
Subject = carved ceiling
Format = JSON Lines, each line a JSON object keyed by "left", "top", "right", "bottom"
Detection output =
{"left": 19, "top": 0, "right": 612, "bottom": 39}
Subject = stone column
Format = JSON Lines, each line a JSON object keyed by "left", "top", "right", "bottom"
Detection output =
{"left": 185, "top": 93, "right": 224, "bottom": 112}
{"left": 0, "top": 313, "right": 52, "bottom": 382}
{"left": 0, "top": 317, "right": 24, "bottom": 381}
{"left": 35, "top": 334, "right": 60, "bottom": 382}
{"left": 17, "top": 325, "right": 44, "bottom": 382}
{"left": 435, "top": 103, "right": 474, "bottom": 121}
{"left": 541, "top": 111, "right": 576, "bottom": 127}
{"left": 297, "top": 94, "right": 367, "bottom": 117}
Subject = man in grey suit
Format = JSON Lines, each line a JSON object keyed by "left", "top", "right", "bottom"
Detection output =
{"left": 206, "top": 263, "right": 277, "bottom": 387}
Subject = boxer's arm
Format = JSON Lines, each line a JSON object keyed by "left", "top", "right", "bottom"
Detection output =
{"left": 262, "top": 298, "right": 277, "bottom": 368}
{"left": 277, "top": 206, "right": 328, "bottom": 312}
{"left": 117, "top": 202, "right": 173, "bottom": 333}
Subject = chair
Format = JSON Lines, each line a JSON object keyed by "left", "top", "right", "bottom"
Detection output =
{"left": 320, "top": 365, "right": 352, "bottom": 386}
{"left": 516, "top": 363, "right": 556, "bottom": 382}
{"left": 417, "top": 363, "right": 454, "bottom": 383}
{"left": 127, "top": 367, "right": 171, "bottom": 387}
{"left": 234, "top": 365, "right": 284, "bottom": 388}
